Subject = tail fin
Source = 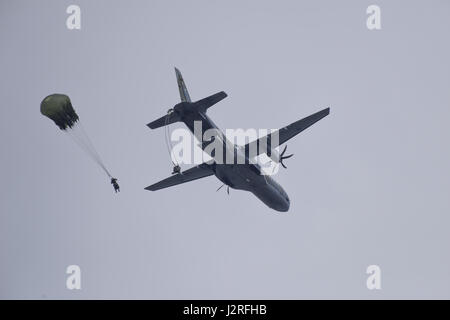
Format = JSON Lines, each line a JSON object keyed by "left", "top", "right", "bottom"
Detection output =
{"left": 148, "top": 67, "right": 188, "bottom": 129}
{"left": 148, "top": 69, "right": 227, "bottom": 129}
{"left": 175, "top": 67, "right": 191, "bottom": 102}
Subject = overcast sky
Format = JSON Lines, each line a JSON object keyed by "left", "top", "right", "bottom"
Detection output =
{"left": 1, "top": 0, "right": 450, "bottom": 299}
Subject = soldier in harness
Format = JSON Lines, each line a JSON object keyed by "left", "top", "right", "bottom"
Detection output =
{"left": 172, "top": 165, "right": 181, "bottom": 175}
{"left": 111, "top": 178, "right": 120, "bottom": 193}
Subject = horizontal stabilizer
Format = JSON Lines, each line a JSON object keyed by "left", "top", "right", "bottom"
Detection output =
{"left": 145, "top": 162, "right": 214, "bottom": 191}
{"left": 196, "top": 91, "right": 227, "bottom": 112}
{"left": 147, "top": 111, "right": 181, "bottom": 129}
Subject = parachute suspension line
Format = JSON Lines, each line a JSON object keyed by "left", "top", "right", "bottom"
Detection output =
{"left": 70, "top": 125, "right": 104, "bottom": 171}
{"left": 76, "top": 122, "right": 112, "bottom": 177}
{"left": 68, "top": 125, "right": 99, "bottom": 164}
{"left": 75, "top": 122, "right": 102, "bottom": 160}
{"left": 65, "top": 122, "right": 112, "bottom": 178}
{"left": 65, "top": 128, "right": 109, "bottom": 177}
{"left": 164, "top": 109, "right": 179, "bottom": 168}
{"left": 65, "top": 129, "right": 95, "bottom": 163}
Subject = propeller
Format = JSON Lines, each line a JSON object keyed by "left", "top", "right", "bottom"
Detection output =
{"left": 279, "top": 145, "right": 294, "bottom": 169}
{"left": 216, "top": 184, "right": 230, "bottom": 194}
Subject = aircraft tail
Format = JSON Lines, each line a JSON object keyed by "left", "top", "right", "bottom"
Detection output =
{"left": 147, "top": 68, "right": 227, "bottom": 129}
{"left": 147, "top": 67, "right": 187, "bottom": 129}
{"left": 175, "top": 67, "right": 227, "bottom": 110}
{"left": 175, "top": 67, "right": 191, "bottom": 102}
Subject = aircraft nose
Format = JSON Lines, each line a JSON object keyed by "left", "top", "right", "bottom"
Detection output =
{"left": 270, "top": 187, "right": 290, "bottom": 212}
{"left": 274, "top": 197, "right": 290, "bottom": 212}
{"left": 280, "top": 200, "right": 290, "bottom": 212}
{"left": 280, "top": 191, "right": 290, "bottom": 212}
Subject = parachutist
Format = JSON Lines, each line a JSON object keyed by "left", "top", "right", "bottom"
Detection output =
{"left": 41, "top": 93, "right": 114, "bottom": 182}
{"left": 111, "top": 178, "right": 120, "bottom": 193}
{"left": 172, "top": 165, "right": 181, "bottom": 175}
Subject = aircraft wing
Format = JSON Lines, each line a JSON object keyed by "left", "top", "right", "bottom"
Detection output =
{"left": 243, "top": 108, "right": 330, "bottom": 156}
{"left": 145, "top": 162, "right": 214, "bottom": 191}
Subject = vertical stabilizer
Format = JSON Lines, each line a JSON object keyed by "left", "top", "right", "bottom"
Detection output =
{"left": 175, "top": 67, "right": 191, "bottom": 102}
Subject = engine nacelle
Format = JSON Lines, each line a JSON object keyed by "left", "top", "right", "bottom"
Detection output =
{"left": 268, "top": 148, "right": 281, "bottom": 163}
{"left": 270, "top": 145, "right": 293, "bottom": 169}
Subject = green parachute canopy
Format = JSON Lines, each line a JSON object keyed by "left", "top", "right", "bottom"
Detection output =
{"left": 41, "top": 94, "right": 79, "bottom": 130}
{"left": 40, "top": 93, "right": 113, "bottom": 179}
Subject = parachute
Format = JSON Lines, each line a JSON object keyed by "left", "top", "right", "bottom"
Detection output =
{"left": 40, "top": 94, "right": 79, "bottom": 130}
{"left": 40, "top": 94, "right": 113, "bottom": 179}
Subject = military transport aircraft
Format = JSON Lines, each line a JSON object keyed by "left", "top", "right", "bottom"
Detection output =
{"left": 145, "top": 68, "right": 329, "bottom": 212}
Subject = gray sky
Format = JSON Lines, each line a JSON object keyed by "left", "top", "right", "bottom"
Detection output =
{"left": 1, "top": 0, "right": 450, "bottom": 299}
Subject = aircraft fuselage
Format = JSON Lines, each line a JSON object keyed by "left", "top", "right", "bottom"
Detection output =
{"left": 173, "top": 101, "right": 290, "bottom": 212}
